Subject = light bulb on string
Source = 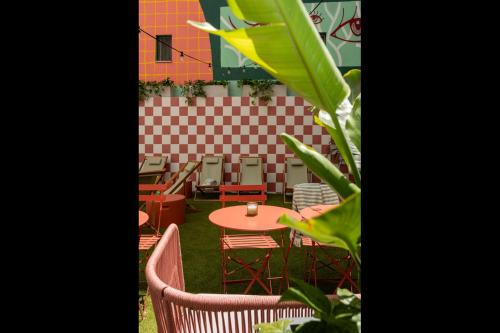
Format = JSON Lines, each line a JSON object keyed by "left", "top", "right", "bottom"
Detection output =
{"left": 227, "top": 68, "right": 231, "bottom": 75}
{"left": 242, "top": 65, "right": 246, "bottom": 73}
{"left": 180, "top": 51, "right": 185, "bottom": 62}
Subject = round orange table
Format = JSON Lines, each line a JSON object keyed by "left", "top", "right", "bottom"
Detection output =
{"left": 209, "top": 205, "right": 301, "bottom": 232}
{"left": 139, "top": 211, "right": 149, "bottom": 227}
{"left": 299, "top": 204, "right": 338, "bottom": 220}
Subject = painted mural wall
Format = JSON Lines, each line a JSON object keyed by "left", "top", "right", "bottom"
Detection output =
{"left": 139, "top": 0, "right": 213, "bottom": 83}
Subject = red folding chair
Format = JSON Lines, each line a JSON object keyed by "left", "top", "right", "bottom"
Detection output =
{"left": 218, "top": 185, "right": 280, "bottom": 295}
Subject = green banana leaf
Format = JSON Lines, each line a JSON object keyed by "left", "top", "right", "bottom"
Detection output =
{"left": 311, "top": 106, "right": 361, "bottom": 185}
{"left": 343, "top": 69, "right": 361, "bottom": 104}
{"left": 279, "top": 192, "right": 361, "bottom": 266}
{"left": 280, "top": 133, "right": 359, "bottom": 199}
{"left": 346, "top": 95, "right": 361, "bottom": 152}
{"left": 280, "top": 277, "right": 331, "bottom": 320}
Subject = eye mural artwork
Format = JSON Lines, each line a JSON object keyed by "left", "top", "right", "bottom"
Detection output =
{"left": 219, "top": 1, "right": 361, "bottom": 68}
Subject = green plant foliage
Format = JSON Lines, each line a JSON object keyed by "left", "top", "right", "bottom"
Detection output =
{"left": 206, "top": 79, "right": 229, "bottom": 86}
{"left": 256, "top": 280, "right": 361, "bottom": 333}
{"left": 138, "top": 77, "right": 174, "bottom": 101}
{"left": 343, "top": 69, "right": 361, "bottom": 104}
{"left": 180, "top": 80, "right": 207, "bottom": 105}
{"left": 346, "top": 95, "right": 361, "bottom": 152}
{"left": 237, "top": 79, "right": 278, "bottom": 105}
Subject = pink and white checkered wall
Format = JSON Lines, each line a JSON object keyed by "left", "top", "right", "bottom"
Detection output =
{"left": 139, "top": 96, "right": 349, "bottom": 193}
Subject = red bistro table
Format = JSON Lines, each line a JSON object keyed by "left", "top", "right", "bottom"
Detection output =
{"left": 209, "top": 205, "right": 301, "bottom": 294}
{"left": 299, "top": 204, "right": 337, "bottom": 220}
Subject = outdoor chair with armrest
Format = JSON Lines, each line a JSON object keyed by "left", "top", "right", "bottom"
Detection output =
{"left": 146, "top": 224, "right": 315, "bottom": 333}
{"left": 139, "top": 155, "right": 169, "bottom": 184}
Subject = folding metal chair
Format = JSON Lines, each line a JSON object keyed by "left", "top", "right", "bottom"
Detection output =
{"left": 217, "top": 185, "right": 280, "bottom": 295}
{"left": 138, "top": 193, "right": 166, "bottom": 320}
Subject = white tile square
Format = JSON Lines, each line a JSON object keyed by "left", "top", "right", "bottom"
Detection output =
{"left": 240, "top": 107, "right": 250, "bottom": 116}
{"left": 240, "top": 145, "right": 249, "bottom": 154}
{"left": 214, "top": 135, "right": 223, "bottom": 144}
{"left": 276, "top": 145, "right": 285, "bottom": 154}
{"left": 285, "top": 117, "right": 294, "bottom": 125}
{"left": 231, "top": 154, "right": 240, "bottom": 163}
{"left": 267, "top": 155, "right": 276, "bottom": 164}
{"left": 162, "top": 117, "right": 170, "bottom": 126}
{"left": 170, "top": 107, "right": 179, "bottom": 116}
{"left": 268, "top": 135, "right": 277, "bottom": 144}
{"left": 232, "top": 136, "right": 241, "bottom": 144}
{"left": 249, "top": 135, "right": 258, "bottom": 144}
{"left": 205, "top": 126, "right": 214, "bottom": 135}
{"left": 188, "top": 126, "right": 197, "bottom": 135}
{"left": 144, "top": 117, "right": 153, "bottom": 126}
{"left": 276, "top": 164, "right": 284, "bottom": 173}
{"left": 249, "top": 116, "right": 259, "bottom": 125}
{"left": 214, "top": 97, "right": 223, "bottom": 106}
{"left": 139, "top": 126, "right": 145, "bottom": 135}
{"left": 145, "top": 136, "right": 153, "bottom": 144}
{"left": 204, "top": 107, "right": 214, "bottom": 116}
{"left": 268, "top": 116, "right": 277, "bottom": 125}
{"left": 258, "top": 126, "right": 268, "bottom": 135}
{"left": 285, "top": 96, "right": 295, "bottom": 105}
{"left": 179, "top": 116, "right": 188, "bottom": 126}
{"left": 240, "top": 125, "right": 249, "bottom": 135}
{"left": 197, "top": 135, "right": 206, "bottom": 144}
{"left": 313, "top": 126, "right": 322, "bottom": 135}
{"left": 222, "top": 106, "right": 232, "bottom": 116}
{"left": 188, "top": 106, "right": 197, "bottom": 116}
{"left": 162, "top": 135, "right": 170, "bottom": 144}
{"left": 170, "top": 126, "right": 179, "bottom": 135}
{"left": 179, "top": 136, "right": 188, "bottom": 144}
{"left": 232, "top": 97, "right": 241, "bottom": 107}
{"left": 138, "top": 107, "right": 145, "bottom": 117}
{"left": 139, "top": 145, "right": 145, "bottom": 154}
{"left": 304, "top": 115, "right": 314, "bottom": 126}
{"left": 223, "top": 125, "right": 232, "bottom": 135}
{"left": 276, "top": 106, "right": 286, "bottom": 115}
{"left": 188, "top": 144, "right": 197, "bottom": 154}
{"left": 258, "top": 145, "right": 268, "bottom": 154}
{"left": 214, "top": 116, "right": 223, "bottom": 125}
{"left": 153, "top": 107, "right": 162, "bottom": 116}
{"left": 223, "top": 145, "right": 232, "bottom": 154}
{"left": 153, "top": 126, "right": 162, "bottom": 135}
{"left": 170, "top": 145, "right": 179, "bottom": 153}
{"left": 205, "top": 145, "right": 214, "bottom": 154}
{"left": 232, "top": 117, "right": 241, "bottom": 126}
{"left": 294, "top": 125, "right": 304, "bottom": 135}
{"left": 196, "top": 117, "right": 206, "bottom": 126}
{"left": 144, "top": 98, "right": 153, "bottom": 107}
{"left": 153, "top": 145, "right": 162, "bottom": 154}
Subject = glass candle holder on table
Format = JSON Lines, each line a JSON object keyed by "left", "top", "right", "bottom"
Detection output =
{"left": 246, "top": 202, "right": 258, "bottom": 216}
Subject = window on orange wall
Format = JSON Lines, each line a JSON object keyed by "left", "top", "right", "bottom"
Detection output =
{"left": 156, "top": 35, "right": 172, "bottom": 62}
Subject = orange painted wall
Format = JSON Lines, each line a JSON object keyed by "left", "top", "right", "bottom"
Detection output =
{"left": 139, "top": 0, "right": 213, "bottom": 83}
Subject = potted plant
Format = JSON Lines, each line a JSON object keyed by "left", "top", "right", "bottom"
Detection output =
{"left": 189, "top": 0, "right": 361, "bottom": 331}
{"left": 179, "top": 79, "right": 207, "bottom": 105}
{"left": 238, "top": 79, "right": 286, "bottom": 105}
{"left": 204, "top": 80, "right": 229, "bottom": 96}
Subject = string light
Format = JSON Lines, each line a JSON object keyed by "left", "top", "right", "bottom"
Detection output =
{"left": 242, "top": 65, "right": 246, "bottom": 73}
{"left": 227, "top": 68, "right": 231, "bottom": 74}
{"left": 180, "top": 51, "right": 184, "bottom": 61}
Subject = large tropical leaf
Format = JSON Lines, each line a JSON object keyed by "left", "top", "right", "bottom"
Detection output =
{"left": 343, "top": 69, "right": 361, "bottom": 104}
{"left": 346, "top": 95, "right": 361, "bottom": 152}
{"left": 280, "top": 133, "right": 359, "bottom": 199}
{"left": 312, "top": 106, "right": 361, "bottom": 185}
{"left": 187, "top": 0, "right": 349, "bottom": 118}
{"left": 279, "top": 192, "right": 361, "bottom": 266}
{"left": 280, "top": 278, "right": 331, "bottom": 320}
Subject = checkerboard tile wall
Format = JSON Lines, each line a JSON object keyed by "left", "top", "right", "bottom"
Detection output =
{"left": 139, "top": 96, "right": 350, "bottom": 193}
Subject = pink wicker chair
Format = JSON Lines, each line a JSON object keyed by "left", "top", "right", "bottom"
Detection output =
{"left": 146, "top": 224, "right": 314, "bottom": 333}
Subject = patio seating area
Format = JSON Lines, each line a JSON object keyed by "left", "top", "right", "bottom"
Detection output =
{"left": 139, "top": 193, "right": 357, "bottom": 332}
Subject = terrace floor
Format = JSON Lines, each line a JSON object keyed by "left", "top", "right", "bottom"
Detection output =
{"left": 139, "top": 193, "right": 355, "bottom": 332}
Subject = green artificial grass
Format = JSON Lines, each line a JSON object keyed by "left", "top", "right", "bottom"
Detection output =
{"left": 139, "top": 194, "right": 356, "bottom": 332}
